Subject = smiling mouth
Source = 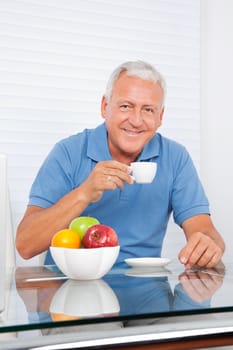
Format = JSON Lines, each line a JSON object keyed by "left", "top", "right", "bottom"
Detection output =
{"left": 122, "top": 129, "right": 144, "bottom": 136}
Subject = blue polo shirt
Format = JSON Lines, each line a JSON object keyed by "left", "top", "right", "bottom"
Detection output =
{"left": 29, "top": 123, "right": 209, "bottom": 265}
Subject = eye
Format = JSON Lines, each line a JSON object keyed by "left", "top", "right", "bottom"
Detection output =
{"left": 119, "top": 104, "right": 132, "bottom": 111}
{"left": 142, "top": 107, "right": 155, "bottom": 115}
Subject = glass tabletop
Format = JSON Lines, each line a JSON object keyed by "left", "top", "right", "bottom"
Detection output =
{"left": 1, "top": 259, "right": 232, "bottom": 335}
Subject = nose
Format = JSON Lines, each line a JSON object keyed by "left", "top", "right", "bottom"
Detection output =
{"left": 128, "top": 108, "right": 143, "bottom": 127}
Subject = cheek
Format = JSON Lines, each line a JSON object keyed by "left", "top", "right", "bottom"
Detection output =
{"left": 105, "top": 108, "right": 126, "bottom": 123}
{"left": 104, "top": 106, "right": 115, "bottom": 120}
{"left": 102, "top": 102, "right": 114, "bottom": 119}
{"left": 146, "top": 117, "right": 161, "bottom": 130}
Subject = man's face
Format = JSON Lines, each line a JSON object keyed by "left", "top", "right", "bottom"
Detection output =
{"left": 101, "top": 72, "right": 164, "bottom": 164}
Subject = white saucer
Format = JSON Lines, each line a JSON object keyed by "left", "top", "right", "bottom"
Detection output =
{"left": 124, "top": 257, "right": 171, "bottom": 268}
{"left": 125, "top": 267, "right": 172, "bottom": 278}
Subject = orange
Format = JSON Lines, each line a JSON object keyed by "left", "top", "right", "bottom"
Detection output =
{"left": 51, "top": 229, "right": 81, "bottom": 249}
{"left": 51, "top": 312, "right": 81, "bottom": 322}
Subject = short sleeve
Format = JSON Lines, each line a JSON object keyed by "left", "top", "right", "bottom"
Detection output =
{"left": 29, "top": 142, "right": 73, "bottom": 208}
{"left": 171, "top": 147, "right": 210, "bottom": 226}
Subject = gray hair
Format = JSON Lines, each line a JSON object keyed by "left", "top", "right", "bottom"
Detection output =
{"left": 104, "top": 60, "right": 166, "bottom": 104}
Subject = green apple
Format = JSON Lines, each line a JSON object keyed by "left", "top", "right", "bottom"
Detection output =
{"left": 69, "top": 216, "right": 100, "bottom": 241}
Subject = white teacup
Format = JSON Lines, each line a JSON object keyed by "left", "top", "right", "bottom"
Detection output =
{"left": 130, "top": 162, "right": 157, "bottom": 184}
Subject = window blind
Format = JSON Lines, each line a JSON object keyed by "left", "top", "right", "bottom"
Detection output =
{"left": 0, "top": 0, "right": 201, "bottom": 264}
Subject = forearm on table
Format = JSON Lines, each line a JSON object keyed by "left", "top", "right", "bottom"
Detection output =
{"left": 16, "top": 186, "right": 90, "bottom": 259}
{"left": 182, "top": 214, "right": 225, "bottom": 251}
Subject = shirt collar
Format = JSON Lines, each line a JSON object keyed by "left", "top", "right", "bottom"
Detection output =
{"left": 87, "top": 123, "right": 160, "bottom": 162}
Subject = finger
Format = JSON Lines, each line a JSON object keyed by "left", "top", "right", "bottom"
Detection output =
{"left": 194, "top": 242, "right": 223, "bottom": 268}
{"left": 181, "top": 271, "right": 221, "bottom": 302}
{"left": 194, "top": 249, "right": 216, "bottom": 268}
{"left": 205, "top": 251, "right": 223, "bottom": 268}
{"left": 194, "top": 271, "right": 223, "bottom": 298}
{"left": 179, "top": 274, "right": 205, "bottom": 302}
{"left": 195, "top": 271, "right": 218, "bottom": 290}
{"left": 200, "top": 272, "right": 223, "bottom": 288}
{"left": 98, "top": 174, "right": 117, "bottom": 190}
{"left": 179, "top": 233, "right": 214, "bottom": 267}
{"left": 106, "top": 174, "right": 124, "bottom": 189}
{"left": 180, "top": 270, "right": 222, "bottom": 301}
{"left": 97, "top": 161, "right": 132, "bottom": 184}
{"left": 103, "top": 166, "right": 133, "bottom": 183}
{"left": 178, "top": 235, "right": 201, "bottom": 265}
{"left": 101, "top": 160, "right": 131, "bottom": 175}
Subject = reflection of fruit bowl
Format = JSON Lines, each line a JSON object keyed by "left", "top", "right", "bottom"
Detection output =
{"left": 49, "top": 279, "right": 120, "bottom": 319}
{"left": 50, "top": 246, "right": 120, "bottom": 280}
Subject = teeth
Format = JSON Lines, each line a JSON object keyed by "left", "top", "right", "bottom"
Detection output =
{"left": 124, "top": 129, "right": 140, "bottom": 135}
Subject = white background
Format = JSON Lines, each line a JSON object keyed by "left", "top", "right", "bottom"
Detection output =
{"left": 200, "top": 0, "right": 233, "bottom": 262}
{"left": 0, "top": 0, "right": 232, "bottom": 265}
{"left": 164, "top": 0, "right": 233, "bottom": 263}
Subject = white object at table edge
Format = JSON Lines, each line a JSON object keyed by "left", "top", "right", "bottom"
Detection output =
{"left": 124, "top": 257, "right": 171, "bottom": 268}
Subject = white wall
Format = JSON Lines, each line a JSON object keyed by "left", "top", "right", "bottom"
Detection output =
{"left": 201, "top": 0, "right": 233, "bottom": 261}
{"left": 0, "top": 0, "right": 201, "bottom": 265}
{"left": 3, "top": 1, "right": 231, "bottom": 265}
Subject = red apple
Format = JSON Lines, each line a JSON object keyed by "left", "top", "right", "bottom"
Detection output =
{"left": 82, "top": 224, "right": 118, "bottom": 248}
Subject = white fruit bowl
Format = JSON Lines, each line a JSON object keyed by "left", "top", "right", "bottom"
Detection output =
{"left": 50, "top": 246, "right": 120, "bottom": 280}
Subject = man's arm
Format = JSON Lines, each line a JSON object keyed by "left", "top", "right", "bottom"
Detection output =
{"left": 178, "top": 214, "right": 225, "bottom": 268}
{"left": 16, "top": 187, "right": 90, "bottom": 259}
{"left": 16, "top": 160, "right": 132, "bottom": 260}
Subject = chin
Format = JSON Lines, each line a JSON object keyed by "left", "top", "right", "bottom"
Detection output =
{"left": 121, "top": 142, "right": 144, "bottom": 155}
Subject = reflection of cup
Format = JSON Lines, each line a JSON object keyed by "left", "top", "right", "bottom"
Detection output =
{"left": 131, "top": 162, "right": 157, "bottom": 184}
{"left": 49, "top": 279, "right": 120, "bottom": 319}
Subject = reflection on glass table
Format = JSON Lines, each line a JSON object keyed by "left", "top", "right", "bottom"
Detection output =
{"left": 1, "top": 261, "right": 233, "bottom": 350}
{"left": 49, "top": 279, "right": 120, "bottom": 321}
{"left": 13, "top": 261, "right": 226, "bottom": 329}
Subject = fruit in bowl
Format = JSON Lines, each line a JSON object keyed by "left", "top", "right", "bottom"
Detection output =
{"left": 83, "top": 224, "right": 119, "bottom": 248}
{"left": 51, "top": 229, "right": 81, "bottom": 249}
{"left": 69, "top": 216, "right": 100, "bottom": 241}
{"left": 50, "top": 222, "right": 120, "bottom": 280}
{"left": 50, "top": 245, "right": 120, "bottom": 280}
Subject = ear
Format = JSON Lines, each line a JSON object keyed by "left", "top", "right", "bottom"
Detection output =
{"left": 159, "top": 106, "right": 165, "bottom": 126}
{"left": 101, "top": 95, "right": 108, "bottom": 120}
